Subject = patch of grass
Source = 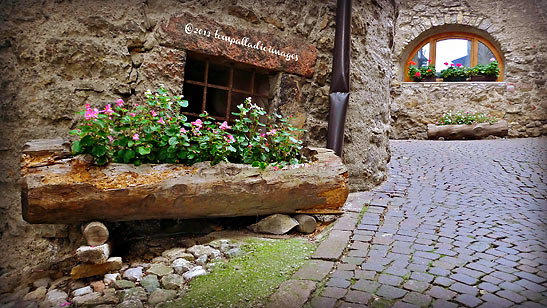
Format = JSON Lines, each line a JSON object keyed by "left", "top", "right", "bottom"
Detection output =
{"left": 401, "top": 271, "right": 411, "bottom": 281}
{"left": 164, "top": 237, "right": 316, "bottom": 308}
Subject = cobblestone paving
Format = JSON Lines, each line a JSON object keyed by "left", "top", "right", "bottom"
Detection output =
{"left": 309, "top": 138, "right": 547, "bottom": 308}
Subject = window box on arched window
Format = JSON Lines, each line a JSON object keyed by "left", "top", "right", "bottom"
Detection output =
{"left": 405, "top": 32, "right": 503, "bottom": 82}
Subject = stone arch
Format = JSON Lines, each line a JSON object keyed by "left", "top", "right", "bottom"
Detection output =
{"left": 396, "top": 21, "right": 506, "bottom": 80}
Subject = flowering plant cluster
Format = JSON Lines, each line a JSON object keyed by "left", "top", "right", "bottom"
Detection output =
{"left": 468, "top": 60, "right": 500, "bottom": 77}
{"left": 439, "top": 62, "right": 468, "bottom": 79}
{"left": 407, "top": 60, "right": 436, "bottom": 81}
{"left": 435, "top": 111, "right": 497, "bottom": 125}
{"left": 70, "top": 87, "right": 306, "bottom": 169}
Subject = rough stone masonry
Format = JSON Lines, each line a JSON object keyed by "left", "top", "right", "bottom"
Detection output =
{"left": 0, "top": 0, "right": 394, "bottom": 288}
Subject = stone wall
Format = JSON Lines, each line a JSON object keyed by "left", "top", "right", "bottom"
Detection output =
{"left": 0, "top": 0, "right": 394, "bottom": 288}
{"left": 390, "top": 0, "right": 547, "bottom": 139}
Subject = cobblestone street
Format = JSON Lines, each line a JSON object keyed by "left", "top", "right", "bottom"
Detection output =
{"left": 307, "top": 138, "right": 547, "bottom": 308}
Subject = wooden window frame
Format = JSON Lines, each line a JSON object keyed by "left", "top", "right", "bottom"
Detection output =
{"left": 404, "top": 32, "right": 503, "bottom": 82}
{"left": 183, "top": 55, "right": 270, "bottom": 122}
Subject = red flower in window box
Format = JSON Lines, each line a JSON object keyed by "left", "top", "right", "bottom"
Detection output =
{"left": 415, "top": 71, "right": 421, "bottom": 77}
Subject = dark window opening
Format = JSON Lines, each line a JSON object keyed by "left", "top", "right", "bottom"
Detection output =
{"left": 183, "top": 54, "right": 271, "bottom": 122}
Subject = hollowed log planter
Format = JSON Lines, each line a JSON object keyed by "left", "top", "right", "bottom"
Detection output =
{"left": 427, "top": 120, "right": 508, "bottom": 140}
{"left": 21, "top": 139, "right": 349, "bottom": 224}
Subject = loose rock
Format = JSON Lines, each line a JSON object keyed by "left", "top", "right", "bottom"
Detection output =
{"left": 225, "top": 247, "right": 243, "bottom": 258}
{"left": 249, "top": 214, "right": 299, "bottom": 235}
{"left": 71, "top": 257, "right": 123, "bottom": 280}
{"left": 116, "top": 299, "right": 144, "bottom": 308}
{"left": 23, "top": 286, "right": 47, "bottom": 301}
{"left": 146, "top": 264, "right": 173, "bottom": 277}
{"left": 44, "top": 289, "right": 68, "bottom": 307}
{"left": 148, "top": 289, "right": 177, "bottom": 305}
{"left": 122, "top": 267, "right": 143, "bottom": 282}
{"left": 187, "top": 245, "right": 221, "bottom": 259}
{"left": 32, "top": 277, "right": 52, "bottom": 289}
{"left": 151, "top": 256, "right": 169, "bottom": 264}
{"left": 112, "top": 280, "right": 135, "bottom": 290}
{"left": 104, "top": 273, "right": 120, "bottom": 285}
{"left": 118, "top": 287, "right": 147, "bottom": 302}
{"left": 91, "top": 281, "right": 106, "bottom": 293}
{"left": 140, "top": 275, "right": 160, "bottom": 292}
{"left": 294, "top": 214, "right": 317, "bottom": 234}
{"left": 195, "top": 255, "right": 208, "bottom": 266}
{"left": 171, "top": 258, "right": 192, "bottom": 274}
{"left": 72, "top": 292, "right": 102, "bottom": 306}
{"left": 161, "top": 248, "right": 187, "bottom": 261}
{"left": 161, "top": 274, "right": 185, "bottom": 290}
{"left": 183, "top": 266, "right": 207, "bottom": 281}
{"left": 76, "top": 243, "right": 111, "bottom": 264}
{"left": 71, "top": 285, "right": 93, "bottom": 297}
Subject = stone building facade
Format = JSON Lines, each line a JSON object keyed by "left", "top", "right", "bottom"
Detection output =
{"left": 390, "top": 0, "right": 547, "bottom": 139}
{"left": 0, "top": 0, "right": 394, "bottom": 288}
{"left": 1, "top": 0, "right": 546, "bottom": 290}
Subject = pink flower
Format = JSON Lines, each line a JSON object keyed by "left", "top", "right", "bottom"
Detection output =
{"left": 415, "top": 71, "right": 421, "bottom": 77}
{"left": 107, "top": 136, "right": 114, "bottom": 143}
{"left": 132, "top": 133, "right": 139, "bottom": 140}
{"left": 226, "top": 134, "right": 235, "bottom": 143}
{"left": 247, "top": 144, "right": 252, "bottom": 149}
{"left": 219, "top": 121, "right": 231, "bottom": 130}
{"left": 130, "top": 113, "right": 136, "bottom": 117}
{"left": 151, "top": 110, "right": 157, "bottom": 117}
{"left": 451, "top": 63, "right": 455, "bottom": 67}
{"left": 490, "top": 57, "right": 496, "bottom": 62}
{"left": 260, "top": 133, "right": 266, "bottom": 138}
{"left": 444, "top": 62, "right": 449, "bottom": 66}
{"left": 180, "top": 128, "right": 187, "bottom": 134}
{"left": 456, "top": 63, "right": 462, "bottom": 67}
{"left": 157, "top": 117, "right": 165, "bottom": 124}
{"left": 266, "top": 129, "right": 277, "bottom": 136}
{"left": 273, "top": 166, "right": 279, "bottom": 170}
{"left": 191, "top": 119, "right": 203, "bottom": 129}
{"left": 104, "top": 104, "right": 114, "bottom": 115}
{"left": 85, "top": 108, "right": 99, "bottom": 121}
{"left": 428, "top": 59, "right": 432, "bottom": 63}
{"left": 116, "top": 99, "right": 124, "bottom": 107}
{"left": 85, "top": 103, "right": 90, "bottom": 108}
{"left": 60, "top": 301, "right": 71, "bottom": 307}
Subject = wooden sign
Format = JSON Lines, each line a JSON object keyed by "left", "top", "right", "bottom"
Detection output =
{"left": 161, "top": 13, "right": 317, "bottom": 77}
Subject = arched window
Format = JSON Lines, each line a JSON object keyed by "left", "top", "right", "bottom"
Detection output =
{"left": 405, "top": 32, "right": 503, "bottom": 82}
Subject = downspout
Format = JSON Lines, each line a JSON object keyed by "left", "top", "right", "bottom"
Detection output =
{"left": 327, "top": 0, "right": 352, "bottom": 157}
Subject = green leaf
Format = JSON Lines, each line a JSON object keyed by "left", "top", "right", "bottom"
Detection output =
{"left": 178, "top": 100, "right": 189, "bottom": 108}
{"left": 136, "top": 146, "right": 151, "bottom": 155}
{"left": 252, "top": 161, "right": 260, "bottom": 167}
{"left": 72, "top": 140, "right": 82, "bottom": 154}
{"left": 133, "top": 160, "right": 142, "bottom": 166}
{"left": 290, "top": 158, "right": 299, "bottom": 165}
{"left": 177, "top": 151, "right": 187, "bottom": 159}
{"left": 128, "top": 141, "right": 134, "bottom": 147}
{"left": 80, "top": 135, "right": 94, "bottom": 146}
{"left": 95, "top": 156, "right": 108, "bottom": 165}
{"left": 168, "top": 137, "right": 179, "bottom": 146}
{"left": 91, "top": 145, "right": 107, "bottom": 157}
{"left": 123, "top": 150, "right": 135, "bottom": 163}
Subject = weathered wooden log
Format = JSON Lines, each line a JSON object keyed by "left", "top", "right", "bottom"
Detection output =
{"left": 427, "top": 121, "right": 508, "bottom": 140}
{"left": 21, "top": 140, "right": 349, "bottom": 224}
{"left": 83, "top": 222, "right": 109, "bottom": 246}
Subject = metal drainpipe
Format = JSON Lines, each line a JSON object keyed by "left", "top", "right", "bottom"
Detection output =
{"left": 327, "top": 0, "right": 352, "bottom": 157}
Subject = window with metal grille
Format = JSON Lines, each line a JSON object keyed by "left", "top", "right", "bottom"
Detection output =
{"left": 182, "top": 54, "right": 271, "bottom": 122}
